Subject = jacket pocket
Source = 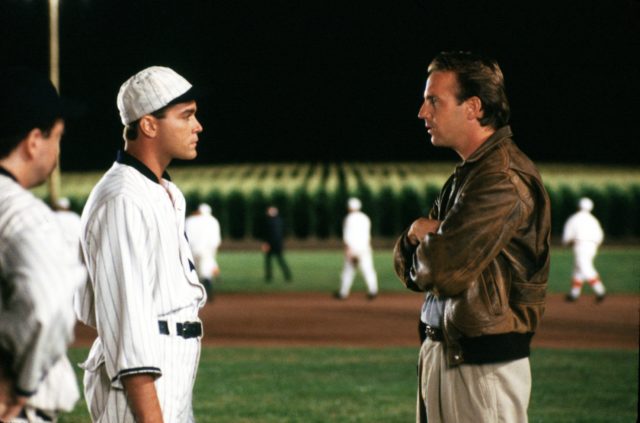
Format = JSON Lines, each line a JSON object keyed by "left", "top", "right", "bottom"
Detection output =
{"left": 479, "top": 270, "right": 506, "bottom": 316}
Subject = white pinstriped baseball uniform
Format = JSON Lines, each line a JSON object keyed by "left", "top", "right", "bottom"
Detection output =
{"left": 0, "top": 169, "right": 80, "bottom": 420}
{"left": 75, "top": 151, "right": 206, "bottom": 422}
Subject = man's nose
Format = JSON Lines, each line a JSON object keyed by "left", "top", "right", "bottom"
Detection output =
{"left": 194, "top": 117, "right": 203, "bottom": 133}
{"left": 418, "top": 101, "right": 429, "bottom": 119}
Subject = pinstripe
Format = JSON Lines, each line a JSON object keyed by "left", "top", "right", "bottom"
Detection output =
{"left": 0, "top": 174, "right": 81, "bottom": 413}
{"left": 77, "top": 161, "right": 205, "bottom": 422}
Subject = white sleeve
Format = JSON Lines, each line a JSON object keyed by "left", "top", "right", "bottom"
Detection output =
{"left": 212, "top": 218, "right": 221, "bottom": 250}
{"left": 343, "top": 216, "right": 351, "bottom": 245}
{"left": 0, "top": 223, "right": 78, "bottom": 395}
{"left": 83, "top": 197, "right": 161, "bottom": 386}
{"left": 594, "top": 218, "right": 604, "bottom": 245}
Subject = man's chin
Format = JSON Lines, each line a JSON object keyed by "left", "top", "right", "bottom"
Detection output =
{"left": 178, "top": 151, "right": 198, "bottom": 161}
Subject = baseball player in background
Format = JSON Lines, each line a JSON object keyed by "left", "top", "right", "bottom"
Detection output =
{"left": 185, "top": 203, "right": 222, "bottom": 302}
{"left": 335, "top": 198, "right": 378, "bottom": 300}
{"left": 261, "top": 206, "right": 293, "bottom": 282}
{"left": 55, "top": 197, "right": 89, "bottom": 287}
{"left": 562, "top": 197, "right": 606, "bottom": 302}
{"left": 0, "top": 68, "right": 80, "bottom": 422}
{"left": 75, "top": 66, "right": 206, "bottom": 422}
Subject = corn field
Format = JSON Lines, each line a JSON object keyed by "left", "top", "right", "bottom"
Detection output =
{"left": 33, "top": 162, "right": 640, "bottom": 239}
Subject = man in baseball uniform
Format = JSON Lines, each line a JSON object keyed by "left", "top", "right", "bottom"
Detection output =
{"left": 55, "top": 197, "right": 89, "bottom": 287}
{"left": 335, "top": 198, "right": 378, "bottom": 300}
{"left": 185, "top": 203, "right": 222, "bottom": 302}
{"left": 75, "top": 66, "right": 206, "bottom": 422}
{"left": 0, "top": 68, "right": 80, "bottom": 422}
{"left": 563, "top": 197, "right": 606, "bottom": 302}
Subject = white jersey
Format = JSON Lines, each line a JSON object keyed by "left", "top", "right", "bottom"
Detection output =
{"left": 0, "top": 172, "right": 80, "bottom": 415}
{"left": 562, "top": 210, "right": 604, "bottom": 246}
{"left": 343, "top": 211, "right": 372, "bottom": 254}
{"left": 185, "top": 213, "right": 221, "bottom": 278}
{"left": 55, "top": 209, "right": 82, "bottom": 249}
{"left": 56, "top": 209, "right": 88, "bottom": 284}
{"left": 76, "top": 153, "right": 205, "bottom": 422}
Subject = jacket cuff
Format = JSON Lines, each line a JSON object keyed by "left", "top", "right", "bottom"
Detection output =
{"left": 394, "top": 232, "right": 422, "bottom": 292}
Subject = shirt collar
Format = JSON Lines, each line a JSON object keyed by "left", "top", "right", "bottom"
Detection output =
{"left": 461, "top": 125, "right": 513, "bottom": 165}
{"left": 0, "top": 166, "right": 18, "bottom": 182}
{"left": 116, "top": 150, "right": 171, "bottom": 184}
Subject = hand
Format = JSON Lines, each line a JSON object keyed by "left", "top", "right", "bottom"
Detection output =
{"left": 0, "top": 369, "right": 27, "bottom": 422}
{"left": 0, "top": 395, "right": 27, "bottom": 422}
{"left": 344, "top": 247, "right": 352, "bottom": 259}
{"left": 407, "top": 218, "right": 441, "bottom": 246}
{"left": 261, "top": 243, "right": 271, "bottom": 253}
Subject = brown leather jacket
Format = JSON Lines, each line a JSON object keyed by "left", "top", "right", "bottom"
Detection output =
{"left": 394, "top": 126, "right": 551, "bottom": 366}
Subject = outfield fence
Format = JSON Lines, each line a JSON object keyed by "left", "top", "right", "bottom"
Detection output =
{"left": 33, "top": 162, "right": 640, "bottom": 240}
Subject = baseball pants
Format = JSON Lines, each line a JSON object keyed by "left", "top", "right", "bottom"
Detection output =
{"left": 339, "top": 250, "right": 378, "bottom": 297}
{"left": 82, "top": 313, "right": 201, "bottom": 422}
{"left": 572, "top": 242, "right": 599, "bottom": 280}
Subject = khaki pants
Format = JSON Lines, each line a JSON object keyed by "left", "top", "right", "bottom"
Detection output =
{"left": 417, "top": 339, "right": 531, "bottom": 423}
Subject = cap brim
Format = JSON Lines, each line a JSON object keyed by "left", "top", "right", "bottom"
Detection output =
{"left": 166, "top": 86, "right": 201, "bottom": 107}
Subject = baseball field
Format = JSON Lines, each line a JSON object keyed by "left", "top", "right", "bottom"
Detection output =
{"left": 65, "top": 246, "right": 639, "bottom": 422}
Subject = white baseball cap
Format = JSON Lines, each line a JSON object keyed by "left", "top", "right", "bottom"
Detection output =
{"left": 56, "top": 197, "right": 70, "bottom": 209}
{"left": 578, "top": 197, "right": 594, "bottom": 212}
{"left": 198, "top": 203, "right": 212, "bottom": 215}
{"left": 348, "top": 197, "right": 362, "bottom": 211}
{"left": 117, "top": 66, "right": 194, "bottom": 125}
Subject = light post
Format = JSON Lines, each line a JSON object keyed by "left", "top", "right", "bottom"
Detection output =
{"left": 47, "top": 0, "right": 61, "bottom": 206}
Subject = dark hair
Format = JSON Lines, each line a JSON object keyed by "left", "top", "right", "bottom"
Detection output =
{"left": 0, "top": 118, "right": 61, "bottom": 159}
{"left": 0, "top": 67, "right": 63, "bottom": 159}
{"left": 428, "top": 51, "right": 510, "bottom": 129}
{"left": 123, "top": 107, "right": 168, "bottom": 141}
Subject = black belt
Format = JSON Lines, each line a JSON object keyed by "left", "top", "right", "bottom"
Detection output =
{"left": 158, "top": 320, "right": 202, "bottom": 338}
{"left": 425, "top": 324, "right": 444, "bottom": 342}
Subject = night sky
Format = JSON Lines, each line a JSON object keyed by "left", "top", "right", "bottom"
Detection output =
{"left": 1, "top": 0, "right": 639, "bottom": 171}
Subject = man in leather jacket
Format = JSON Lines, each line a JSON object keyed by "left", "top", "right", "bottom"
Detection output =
{"left": 393, "top": 51, "right": 551, "bottom": 423}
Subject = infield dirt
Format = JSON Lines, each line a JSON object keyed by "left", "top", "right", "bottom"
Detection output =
{"left": 74, "top": 293, "right": 638, "bottom": 350}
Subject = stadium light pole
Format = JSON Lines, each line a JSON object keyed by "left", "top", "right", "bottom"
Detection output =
{"left": 47, "top": 0, "right": 61, "bottom": 207}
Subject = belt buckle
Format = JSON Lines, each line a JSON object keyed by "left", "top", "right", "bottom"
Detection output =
{"left": 426, "top": 326, "right": 435, "bottom": 338}
{"left": 425, "top": 325, "right": 441, "bottom": 341}
{"left": 177, "top": 321, "right": 202, "bottom": 338}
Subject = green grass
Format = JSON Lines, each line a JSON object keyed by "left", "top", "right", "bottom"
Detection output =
{"left": 56, "top": 247, "right": 639, "bottom": 421}
{"left": 214, "top": 247, "right": 640, "bottom": 294}
{"left": 530, "top": 349, "right": 639, "bottom": 423}
{"left": 62, "top": 347, "right": 638, "bottom": 422}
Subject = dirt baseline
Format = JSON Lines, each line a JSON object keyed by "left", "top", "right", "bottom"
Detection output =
{"left": 74, "top": 293, "right": 638, "bottom": 350}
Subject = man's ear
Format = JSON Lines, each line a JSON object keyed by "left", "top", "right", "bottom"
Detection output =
{"left": 138, "top": 115, "right": 158, "bottom": 138}
{"left": 465, "top": 96, "right": 483, "bottom": 121}
{"left": 23, "top": 128, "right": 43, "bottom": 159}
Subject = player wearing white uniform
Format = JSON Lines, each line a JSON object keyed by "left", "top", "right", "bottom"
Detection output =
{"left": 74, "top": 66, "right": 206, "bottom": 422}
{"left": 336, "top": 198, "right": 378, "bottom": 300}
{"left": 55, "top": 197, "right": 89, "bottom": 287}
{"left": 0, "top": 68, "right": 80, "bottom": 422}
{"left": 185, "top": 203, "right": 222, "bottom": 302}
{"left": 563, "top": 197, "right": 606, "bottom": 302}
